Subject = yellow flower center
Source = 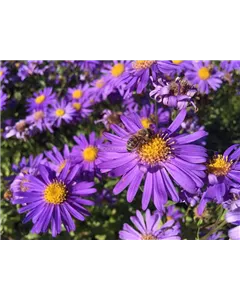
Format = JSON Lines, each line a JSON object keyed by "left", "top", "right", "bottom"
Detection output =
{"left": 138, "top": 136, "right": 171, "bottom": 165}
{"left": 72, "top": 89, "right": 83, "bottom": 99}
{"left": 172, "top": 60, "right": 183, "bottom": 65}
{"left": 15, "top": 63, "right": 20, "bottom": 68}
{"left": 111, "top": 63, "right": 125, "bottom": 77}
{"left": 34, "top": 110, "right": 45, "bottom": 121}
{"left": 207, "top": 155, "right": 232, "bottom": 176}
{"left": 141, "top": 118, "right": 152, "bottom": 129}
{"left": 0, "top": 71, "right": 3, "bottom": 76}
{"left": 44, "top": 180, "right": 67, "bottom": 204}
{"left": 167, "top": 215, "right": 173, "bottom": 221}
{"left": 141, "top": 234, "right": 157, "bottom": 240}
{"left": 132, "top": 60, "right": 156, "bottom": 70}
{"left": 35, "top": 95, "right": 45, "bottom": 104}
{"left": 198, "top": 67, "right": 210, "bottom": 80}
{"left": 58, "top": 160, "right": 67, "bottom": 173}
{"left": 96, "top": 79, "right": 105, "bottom": 88}
{"left": 83, "top": 146, "right": 98, "bottom": 162}
{"left": 55, "top": 109, "right": 65, "bottom": 117}
{"left": 72, "top": 102, "right": 82, "bottom": 111}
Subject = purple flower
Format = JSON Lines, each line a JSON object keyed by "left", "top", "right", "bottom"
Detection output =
{"left": 0, "top": 66, "right": 9, "bottom": 84}
{"left": 45, "top": 145, "right": 72, "bottom": 174}
{"left": 98, "top": 109, "right": 208, "bottom": 211}
{"left": 49, "top": 99, "right": 75, "bottom": 127}
{"left": 4, "top": 119, "right": 34, "bottom": 140}
{"left": 198, "top": 144, "right": 240, "bottom": 215}
{"left": 226, "top": 206, "right": 240, "bottom": 240}
{"left": 95, "top": 109, "right": 123, "bottom": 130}
{"left": 71, "top": 132, "right": 104, "bottom": 174}
{"left": 102, "top": 60, "right": 132, "bottom": 94}
{"left": 26, "top": 109, "right": 53, "bottom": 133}
{"left": 150, "top": 77, "right": 197, "bottom": 110}
{"left": 121, "top": 60, "right": 161, "bottom": 96}
{"left": 12, "top": 164, "right": 96, "bottom": 237}
{"left": 0, "top": 90, "right": 7, "bottom": 111}
{"left": 10, "top": 154, "right": 46, "bottom": 199}
{"left": 67, "top": 84, "right": 89, "bottom": 102}
{"left": 220, "top": 60, "right": 240, "bottom": 72}
{"left": 68, "top": 96, "right": 93, "bottom": 120}
{"left": 27, "top": 88, "right": 56, "bottom": 112}
{"left": 89, "top": 77, "right": 113, "bottom": 103}
{"left": 17, "top": 61, "right": 46, "bottom": 80}
{"left": 138, "top": 103, "right": 170, "bottom": 128}
{"left": 185, "top": 61, "right": 223, "bottom": 94}
{"left": 77, "top": 60, "right": 100, "bottom": 72}
{"left": 157, "top": 59, "right": 192, "bottom": 75}
{"left": 95, "top": 189, "right": 117, "bottom": 206}
{"left": 119, "top": 209, "right": 180, "bottom": 240}
{"left": 164, "top": 205, "right": 183, "bottom": 222}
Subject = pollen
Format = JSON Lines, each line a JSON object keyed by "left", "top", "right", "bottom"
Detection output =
{"left": 35, "top": 95, "right": 45, "bottom": 104}
{"left": 138, "top": 136, "right": 171, "bottom": 165}
{"left": 0, "top": 71, "right": 3, "bottom": 76}
{"left": 132, "top": 60, "right": 156, "bottom": 70}
{"left": 198, "top": 67, "right": 210, "bottom": 80}
{"left": 44, "top": 180, "right": 67, "bottom": 204}
{"left": 72, "top": 89, "right": 83, "bottom": 99}
{"left": 141, "top": 234, "right": 157, "bottom": 240}
{"left": 55, "top": 109, "right": 65, "bottom": 117}
{"left": 141, "top": 118, "right": 152, "bottom": 129}
{"left": 34, "top": 110, "right": 45, "bottom": 121}
{"left": 207, "top": 154, "right": 232, "bottom": 176}
{"left": 72, "top": 102, "right": 81, "bottom": 111}
{"left": 83, "top": 146, "right": 98, "bottom": 162}
{"left": 172, "top": 60, "right": 183, "bottom": 65}
{"left": 111, "top": 63, "right": 125, "bottom": 77}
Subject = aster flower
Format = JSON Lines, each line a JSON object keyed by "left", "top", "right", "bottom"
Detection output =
{"left": 45, "top": 145, "right": 72, "bottom": 174}
{"left": 67, "top": 84, "right": 89, "bottom": 102}
{"left": 77, "top": 60, "right": 100, "bottom": 72}
{"left": 179, "top": 190, "right": 200, "bottom": 207}
{"left": 88, "top": 76, "right": 113, "bottom": 103}
{"left": 10, "top": 154, "right": 46, "bottom": 199}
{"left": 95, "top": 109, "right": 123, "bottom": 130}
{"left": 119, "top": 209, "right": 180, "bottom": 240}
{"left": 150, "top": 77, "right": 197, "bottom": 110}
{"left": 197, "top": 144, "right": 240, "bottom": 215}
{"left": 68, "top": 96, "right": 93, "bottom": 120}
{"left": 4, "top": 119, "right": 35, "bottom": 140}
{"left": 18, "top": 61, "right": 46, "bottom": 80}
{"left": 225, "top": 192, "right": 240, "bottom": 240}
{"left": 164, "top": 205, "right": 183, "bottom": 222}
{"left": 220, "top": 60, "right": 240, "bottom": 72}
{"left": 12, "top": 164, "right": 96, "bottom": 237}
{"left": 0, "top": 66, "right": 8, "bottom": 84}
{"left": 0, "top": 90, "right": 7, "bottom": 111}
{"left": 185, "top": 61, "right": 223, "bottom": 94}
{"left": 27, "top": 88, "right": 56, "bottom": 112}
{"left": 49, "top": 99, "right": 75, "bottom": 127}
{"left": 71, "top": 132, "right": 104, "bottom": 175}
{"left": 138, "top": 103, "right": 170, "bottom": 129}
{"left": 98, "top": 109, "right": 208, "bottom": 211}
{"left": 102, "top": 60, "right": 132, "bottom": 94}
{"left": 26, "top": 109, "right": 53, "bottom": 133}
{"left": 121, "top": 60, "right": 162, "bottom": 96}
{"left": 156, "top": 60, "right": 188, "bottom": 75}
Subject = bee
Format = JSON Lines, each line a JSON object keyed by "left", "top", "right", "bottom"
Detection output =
{"left": 3, "top": 189, "right": 13, "bottom": 201}
{"left": 126, "top": 128, "right": 154, "bottom": 152}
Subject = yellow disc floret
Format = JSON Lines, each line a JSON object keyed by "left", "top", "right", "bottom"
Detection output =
{"left": 35, "top": 95, "right": 45, "bottom": 104}
{"left": 208, "top": 154, "right": 232, "bottom": 176}
{"left": 132, "top": 60, "right": 156, "bottom": 70}
{"left": 72, "top": 89, "right": 83, "bottom": 99}
{"left": 55, "top": 109, "right": 65, "bottom": 117}
{"left": 83, "top": 146, "right": 98, "bottom": 162}
{"left": 44, "top": 180, "right": 67, "bottom": 204}
{"left": 72, "top": 102, "right": 81, "bottom": 111}
{"left": 141, "top": 118, "right": 152, "bottom": 129}
{"left": 172, "top": 60, "right": 183, "bottom": 65}
{"left": 96, "top": 79, "right": 105, "bottom": 88}
{"left": 198, "top": 67, "right": 210, "bottom": 80}
{"left": 0, "top": 71, "right": 3, "bottom": 76}
{"left": 141, "top": 234, "right": 157, "bottom": 240}
{"left": 34, "top": 110, "right": 45, "bottom": 121}
{"left": 111, "top": 63, "right": 125, "bottom": 77}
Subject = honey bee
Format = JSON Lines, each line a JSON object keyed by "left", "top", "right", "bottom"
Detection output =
{"left": 3, "top": 189, "right": 13, "bottom": 201}
{"left": 126, "top": 128, "right": 154, "bottom": 152}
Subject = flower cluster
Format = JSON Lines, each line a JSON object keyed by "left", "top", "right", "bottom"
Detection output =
{"left": 1, "top": 60, "right": 240, "bottom": 239}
